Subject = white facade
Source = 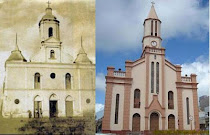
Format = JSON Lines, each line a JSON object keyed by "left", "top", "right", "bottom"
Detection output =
{"left": 2, "top": 5, "right": 95, "bottom": 118}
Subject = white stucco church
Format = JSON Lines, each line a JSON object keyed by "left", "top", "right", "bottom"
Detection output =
{"left": 1, "top": 3, "right": 95, "bottom": 118}
{"left": 102, "top": 4, "right": 199, "bottom": 134}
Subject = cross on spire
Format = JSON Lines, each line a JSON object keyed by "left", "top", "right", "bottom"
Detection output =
{"left": 151, "top": 1, "right": 155, "bottom": 6}
{"left": 47, "top": 1, "right": 51, "bottom": 8}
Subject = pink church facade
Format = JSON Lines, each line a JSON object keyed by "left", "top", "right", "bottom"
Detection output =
{"left": 102, "top": 5, "right": 199, "bottom": 134}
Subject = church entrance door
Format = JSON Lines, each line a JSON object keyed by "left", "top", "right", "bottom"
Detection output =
{"left": 150, "top": 112, "right": 159, "bottom": 130}
{"left": 34, "top": 101, "right": 42, "bottom": 118}
{"left": 132, "top": 113, "right": 141, "bottom": 132}
{"left": 66, "top": 101, "right": 73, "bottom": 117}
{"left": 50, "top": 101, "right": 58, "bottom": 117}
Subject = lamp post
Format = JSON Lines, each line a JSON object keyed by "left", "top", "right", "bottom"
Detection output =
{"left": 189, "top": 115, "right": 193, "bottom": 131}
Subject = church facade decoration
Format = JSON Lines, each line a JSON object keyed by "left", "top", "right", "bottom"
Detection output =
{"left": 102, "top": 4, "right": 199, "bottom": 133}
{"left": 2, "top": 3, "right": 95, "bottom": 118}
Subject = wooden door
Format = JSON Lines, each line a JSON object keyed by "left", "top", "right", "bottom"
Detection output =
{"left": 150, "top": 113, "right": 159, "bottom": 131}
{"left": 132, "top": 113, "right": 140, "bottom": 132}
{"left": 168, "top": 114, "right": 175, "bottom": 130}
{"left": 66, "top": 101, "right": 73, "bottom": 117}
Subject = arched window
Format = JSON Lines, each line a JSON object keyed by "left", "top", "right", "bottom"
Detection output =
{"left": 48, "top": 27, "right": 53, "bottom": 37}
{"left": 151, "top": 62, "right": 154, "bottom": 93}
{"left": 65, "top": 73, "right": 71, "bottom": 89}
{"left": 168, "top": 114, "right": 175, "bottom": 130}
{"left": 50, "top": 50, "right": 55, "bottom": 59}
{"left": 155, "top": 21, "right": 157, "bottom": 36}
{"left": 115, "top": 94, "right": 120, "bottom": 124}
{"left": 168, "top": 91, "right": 174, "bottom": 109}
{"left": 134, "top": 89, "right": 140, "bottom": 108}
{"left": 151, "top": 20, "right": 153, "bottom": 36}
{"left": 34, "top": 73, "right": 40, "bottom": 89}
{"left": 186, "top": 97, "right": 190, "bottom": 124}
{"left": 156, "top": 62, "right": 159, "bottom": 94}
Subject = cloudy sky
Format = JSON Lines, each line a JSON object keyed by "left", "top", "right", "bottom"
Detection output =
{"left": 0, "top": 0, "right": 95, "bottom": 88}
{"left": 96, "top": 0, "right": 209, "bottom": 112}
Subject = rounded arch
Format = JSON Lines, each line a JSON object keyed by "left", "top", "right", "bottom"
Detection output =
{"left": 134, "top": 89, "right": 141, "bottom": 108}
{"left": 132, "top": 113, "right": 141, "bottom": 132}
{"left": 168, "top": 91, "right": 174, "bottom": 109}
{"left": 168, "top": 114, "right": 175, "bottom": 130}
{"left": 48, "top": 27, "right": 53, "bottom": 37}
{"left": 49, "top": 93, "right": 58, "bottom": 101}
{"left": 34, "top": 95, "right": 42, "bottom": 101}
{"left": 150, "top": 111, "right": 160, "bottom": 131}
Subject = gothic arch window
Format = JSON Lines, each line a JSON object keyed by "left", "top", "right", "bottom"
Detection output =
{"left": 151, "top": 62, "right": 154, "bottom": 93}
{"left": 156, "top": 62, "right": 159, "bottom": 94}
{"left": 34, "top": 73, "right": 40, "bottom": 89}
{"left": 65, "top": 73, "right": 71, "bottom": 89}
{"left": 186, "top": 97, "right": 190, "bottom": 124}
{"left": 50, "top": 50, "right": 55, "bottom": 59}
{"left": 49, "top": 27, "right": 53, "bottom": 37}
{"left": 155, "top": 21, "right": 157, "bottom": 36}
{"left": 134, "top": 89, "right": 140, "bottom": 108}
{"left": 168, "top": 91, "right": 174, "bottom": 109}
{"left": 115, "top": 94, "right": 120, "bottom": 124}
{"left": 151, "top": 20, "right": 153, "bottom": 36}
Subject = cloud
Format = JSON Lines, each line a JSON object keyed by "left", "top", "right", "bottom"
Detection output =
{"left": 96, "top": 0, "right": 208, "bottom": 52}
{"left": 96, "top": 73, "right": 106, "bottom": 91}
{"left": 95, "top": 103, "right": 104, "bottom": 113}
{"left": 0, "top": 0, "right": 95, "bottom": 62}
{"left": 181, "top": 56, "right": 209, "bottom": 97}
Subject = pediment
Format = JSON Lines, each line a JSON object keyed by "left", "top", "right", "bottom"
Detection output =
{"left": 44, "top": 37, "right": 60, "bottom": 43}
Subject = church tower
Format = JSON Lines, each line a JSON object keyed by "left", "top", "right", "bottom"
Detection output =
{"left": 39, "top": 2, "right": 62, "bottom": 63}
{"left": 142, "top": 3, "right": 162, "bottom": 50}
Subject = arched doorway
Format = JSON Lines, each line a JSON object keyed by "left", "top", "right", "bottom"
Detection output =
{"left": 66, "top": 95, "right": 73, "bottom": 117}
{"left": 132, "top": 113, "right": 140, "bottom": 132}
{"left": 49, "top": 94, "right": 58, "bottom": 118}
{"left": 168, "top": 114, "right": 175, "bottom": 130}
{"left": 34, "top": 95, "right": 42, "bottom": 118}
{"left": 150, "top": 112, "right": 159, "bottom": 130}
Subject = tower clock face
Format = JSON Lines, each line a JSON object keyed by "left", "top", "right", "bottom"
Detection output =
{"left": 151, "top": 41, "right": 157, "bottom": 47}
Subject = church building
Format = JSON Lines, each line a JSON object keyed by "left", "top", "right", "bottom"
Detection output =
{"left": 1, "top": 3, "right": 95, "bottom": 118}
{"left": 102, "top": 4, "right": 199, "bottom": 133}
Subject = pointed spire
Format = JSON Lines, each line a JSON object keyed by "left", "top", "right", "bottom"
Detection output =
{"left": 6, "top": 33, "right": 27, "bottom": 62}
{"left": 74, "top": 36, "right": 92, "bottom": 64}
{"left": 147, "top": 2, "right": 159, "bottom": 19}
{"left": 78, "top": 36, "right": 86, "bottom": 54}
{"left": 15, "top": 33, "right": 19, "bottom": 51}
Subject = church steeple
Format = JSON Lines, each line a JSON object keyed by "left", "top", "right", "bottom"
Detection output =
{"left": 74, "top": 36, "right": 92, "bottom": 64}
{"left": 142, "top": 2, "right": 162, "bottom": 51}
{"left": 147, "top": 2, "right": 159, "bottom": 19}
{"left": 39, "top": 1, "right": 60, "bottom": 42}
{"left": 7, "top": 33, "right": 27, "bottom": 62}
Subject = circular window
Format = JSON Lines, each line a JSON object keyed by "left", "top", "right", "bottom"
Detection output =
{"left": 50, "top": 73, "right": 56, "bottom": 79}
{"left": 86, "top": 98, "right": 90, "bottom": 104}
{"left": 14, "top": 99, "right": 20, "bottom": 104}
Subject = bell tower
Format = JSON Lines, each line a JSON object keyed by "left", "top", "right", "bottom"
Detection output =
{"left": 142, "top": 3, "right": 162, "bottom": 50}
{"left": 38, "top": 1, "right": 62, "bottom": 63}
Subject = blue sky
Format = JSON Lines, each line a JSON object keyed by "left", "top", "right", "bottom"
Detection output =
{"left": 95, "top": 0, "right": 209, "bottom": 110}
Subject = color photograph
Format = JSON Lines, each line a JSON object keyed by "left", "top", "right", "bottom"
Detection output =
{"left": 95, "top": 0, "right": 209, "bottom": 134}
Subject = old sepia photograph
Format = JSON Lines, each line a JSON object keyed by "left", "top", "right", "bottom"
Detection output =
{"left": 0, "top": 0, "right": 95, "bottom": 134}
